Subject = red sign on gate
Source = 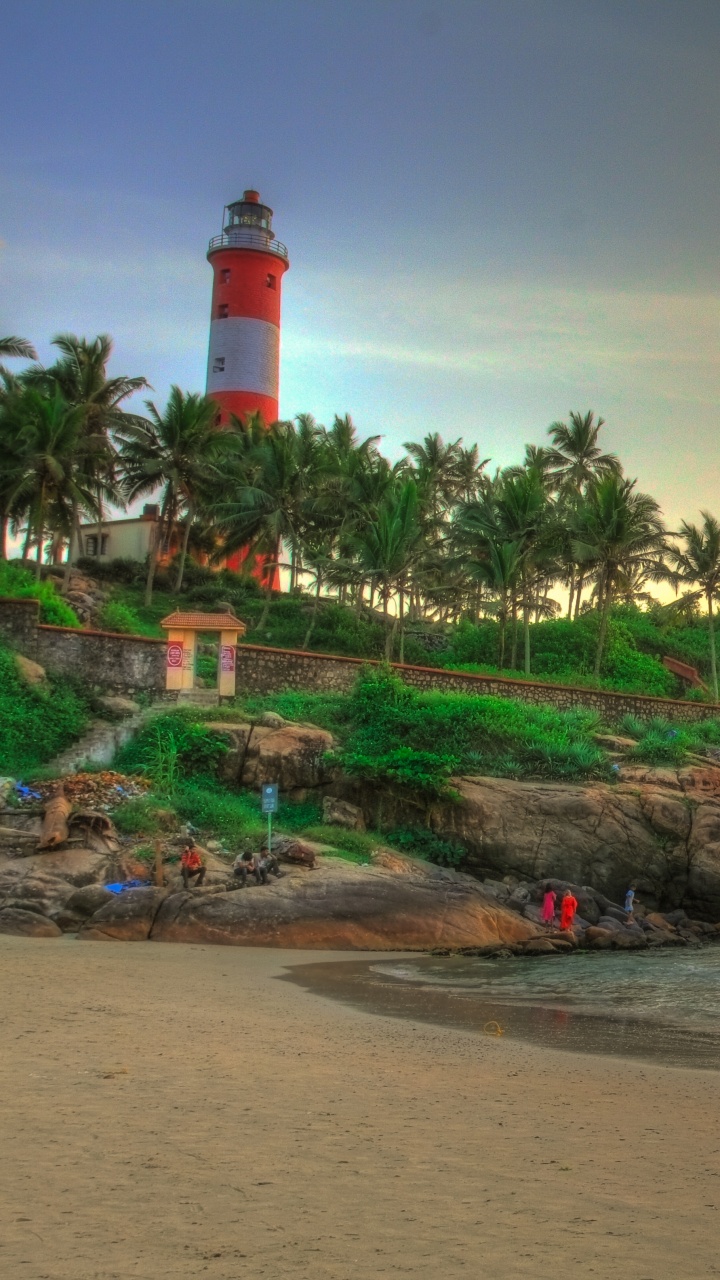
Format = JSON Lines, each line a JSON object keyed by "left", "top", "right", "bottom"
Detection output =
{"left": 220, "top": 645, "right": 236, "bottom": 673}
{"left": 167, "top": 643, "right": 183, "bottom": 668}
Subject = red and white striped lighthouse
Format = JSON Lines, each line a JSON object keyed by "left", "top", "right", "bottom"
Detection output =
{"left": 205, "top": 190, "right": 289, "bottom": 425}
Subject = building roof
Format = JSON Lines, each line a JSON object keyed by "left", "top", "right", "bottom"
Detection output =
{"left": 160, "top": 611, "right": 247, "bottom": 634}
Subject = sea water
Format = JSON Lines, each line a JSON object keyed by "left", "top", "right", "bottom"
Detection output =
{"left": 287, "top": 948, "right": 720, "bottom": 1070}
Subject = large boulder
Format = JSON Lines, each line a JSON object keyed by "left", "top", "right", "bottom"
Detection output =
{"left": 205, "top": 721, "right": 335, "bottom": 795}
{"left": 0, "top": 906, "right": 62, "bottom": 937}
{"left": 14, "top": 654, "right": 47, "bottom": 686}
{"left": 146, "top": 855, "right": 540, "bottom": 951}
{"left": 78, "top": 888, "right": 167, "bottom": 941}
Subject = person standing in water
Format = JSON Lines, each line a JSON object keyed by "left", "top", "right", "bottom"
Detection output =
{"left": 541, "top": 884, "right": 557, "bottom": 926}
{"left": 559, "top": 889, "right": 578, "bottom": 931}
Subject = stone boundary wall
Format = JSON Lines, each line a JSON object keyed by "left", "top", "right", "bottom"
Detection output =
{"left": 0, "top": 598, "right": 166, "bottom": 694}
{"left": 236, "top": 643, "right": 719, "bottom": 726}
{"left": 1, "top": 596, "right": 718, "bottom": 722}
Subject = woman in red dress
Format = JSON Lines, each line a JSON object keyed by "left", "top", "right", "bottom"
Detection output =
{"left": 559, "top": 889, "right": 578, "bottom": 930}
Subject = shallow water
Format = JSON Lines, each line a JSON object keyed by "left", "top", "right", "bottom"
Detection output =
{"left": 285, "top": 947, "right": 720, "bottom": 1070}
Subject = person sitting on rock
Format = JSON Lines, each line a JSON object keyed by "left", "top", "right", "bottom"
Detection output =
{"left": 256, "top": 851, "right": 283, "bottom": 884}
{"left": 559, "top": 888, "right": 578, "bottom": 931}
{"left": 233, "top": 851, "right": 258, "bottom": 887}
{"left": 180, "top": 841, "right": 206, "bottom": 890}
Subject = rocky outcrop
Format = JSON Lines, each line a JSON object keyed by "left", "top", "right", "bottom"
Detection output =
{"left": 208, "top": 720, "right": 335, "bottom": 796}
{"left": 147, "top": 856, "right": 539, "bottom": 951}
{"left": 334, "top": 764, "right": 720, "bottom": 921}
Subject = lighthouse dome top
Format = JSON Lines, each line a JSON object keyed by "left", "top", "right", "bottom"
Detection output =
{"left": 208, "top": 189, "right": 288, "bottom": 260}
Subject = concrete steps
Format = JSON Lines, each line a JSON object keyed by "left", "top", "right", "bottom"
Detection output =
{"left": 176, "top": 688, "right": 220, "bottom": 707}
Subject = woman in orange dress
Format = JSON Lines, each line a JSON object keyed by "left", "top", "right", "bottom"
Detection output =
{"left": 559, "top": 889, "right": 578, "bottom": 930}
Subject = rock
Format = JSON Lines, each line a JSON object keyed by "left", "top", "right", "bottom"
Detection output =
{"left": 14, "top": 654, "right": 47, "bottom": 686}
{"left": 0, "top": 907, "right": 62, "bottom": 937}
{"left": 0, "top": 778, "right": 14, "bottom": 809}
{"left": 664, "top": 908, "right": 688, "bottom": 926}
{"left": 271, "top": 836, "right": 318, "bottom": 868}
{"left": 95, "top": 695, "right": 141, "bottom": 717}
{"left": 602, "top": 905, "right": 629, "bottom": 924}
{"left": 585, "top": 926, "right": 615, "bottom": 949}
{"left": 594, "top": 734, "right": 639, "bottom": 752}
{"left": 79, "top": 888, "right": 167, "bottom": 942}
{"left": 322, "top": 797, "right": 366, "bottom": 831}
{"left": 645, "top": 911, "right": 676, "bottom": 931}
{"left": 597, "top": 915, "right": 624, "bottom": 932}
{"left": 521, "top": 937, "right": 559, "bottom": 955}
{"left": 65, "top": 885, "right": 116, "bottom": 917}
{"left": 243, "top": 725, "right": 335, "bottom": 792}
{"left": 148, "top": 856, "right": 541, "bottom": 951}
{"left": 257, "top": 711, "right": 287, "bottom": 729}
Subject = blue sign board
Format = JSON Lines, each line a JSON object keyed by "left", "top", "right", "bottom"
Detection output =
{"left": 261, "top": 783, "right": 279, "bottom": 814}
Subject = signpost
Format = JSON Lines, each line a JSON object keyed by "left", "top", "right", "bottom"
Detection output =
{"left": 261, "top": 783, "right": 279, "bottom": 857}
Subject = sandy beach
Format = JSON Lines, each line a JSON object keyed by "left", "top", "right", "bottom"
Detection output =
{"left": 1, "top": 936, "right": 719, "bottom": 1280}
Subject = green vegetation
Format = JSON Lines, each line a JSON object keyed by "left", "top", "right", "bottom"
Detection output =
{"left": 0, "top": 637, "right": 90, "bottom": 774}
{"left": 0, "top": 560, "right": 79, "bottom": 627}
{"left": 3, "top": 329, "right": 720, "bottom": 704}
{"left": 619, "top": 713, "right": 720, "bottom": 766}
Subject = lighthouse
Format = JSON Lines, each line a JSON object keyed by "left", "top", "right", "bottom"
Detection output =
{"left": 205, "top": 190, "right": 289, "bottom": 425}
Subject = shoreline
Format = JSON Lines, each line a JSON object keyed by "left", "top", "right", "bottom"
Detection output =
{"left": 2, "top": 935, "right": 719, "bottom": 1279}
{"left": 284, "top": 952, "right": 720, "bottom": 1071}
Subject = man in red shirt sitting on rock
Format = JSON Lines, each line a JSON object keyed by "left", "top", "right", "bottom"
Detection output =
{"left": 180, "top": 841, "right": 206, "bottom": 890}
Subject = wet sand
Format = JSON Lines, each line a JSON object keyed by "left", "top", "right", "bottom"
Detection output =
{"left": 1, "top": 936, "right": 719, "bottom": 1279}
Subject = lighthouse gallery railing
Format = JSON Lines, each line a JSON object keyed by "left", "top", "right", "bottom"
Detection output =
{"left": 207, "top": 231, "right": 289, "bottom": 259}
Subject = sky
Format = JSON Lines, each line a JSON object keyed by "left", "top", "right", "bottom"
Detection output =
{"left": 1, "top": 0, "right": 719, "bottom": 529}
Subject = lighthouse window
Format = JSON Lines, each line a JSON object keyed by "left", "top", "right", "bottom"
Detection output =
{"left": 221, "top": 269, "right": 231, "bottom": 283}
{"left": 266, "top": 273, "right": 277, "bottom": 290}
{"left": 213, "top": 356, "right": 225, "bottom": 373}
{"left": 218, "top": 303, "right": 229, "bottom": 318}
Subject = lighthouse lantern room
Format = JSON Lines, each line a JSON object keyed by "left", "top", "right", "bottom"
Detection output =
{"left": 205, "top": 189, "right": 289, "bottom": 427}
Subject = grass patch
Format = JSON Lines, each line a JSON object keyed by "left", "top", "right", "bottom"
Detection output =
{"left": 0, "top": 638, "right": 91, "bottom": 775}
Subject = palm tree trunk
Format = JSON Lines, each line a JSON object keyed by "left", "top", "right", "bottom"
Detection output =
{"left": 383, "top": 580, "right": 393, "bottom": 660}
{"left": 498, "top": 600, "right": 507, "bottom": 668}
{"left": 567, "top": 568, "right": 575, "bottom": 619}
{"left": 62, "top": 504, "right": 82, "bottom": 593}
{"left": 574, "top": 573, "right": 584, "bottom": 619}
{"left": 144, "top": 509, "right": 166, "bottom": 608}
{"left": 0, "top": 513, "right": 7, "bottom": 560}
{"left": 21, "top": 521, "right": 32, "bottom": 563}
{"left": 174, "top": 505, "right": 194, "bottom": 592}
{"left": 257, "top": 574, "right": 274, "bottom": 631}
{"left": 398, "top": 585, "right": 405, "bottom": 664}
{"left": 35, "top": 522, "right": 44, "bottom": 579}
{"left": 593, "top": 568, "right": 614, "bottom": 676}
{"left": 523, "top": 573, "right": 531, "bottom": 676}
{"left": 302, "top": 575, "right": 322, "bottom": 650}
{"left": 510, "top": 596, "right": 518, "bottom": 669}
{"left": 708, "top": 591, "right": 718, "bottom": 702}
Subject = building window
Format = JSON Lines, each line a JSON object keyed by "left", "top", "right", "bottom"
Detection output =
{"left": 218, "top": 303, "right": 229, "bottom": 318}
{"left": 221, "top": 269, "right": 231, "bottom": 283}
{"left": 85, "top": 535, "right": 98, "bottom": 556}
{"left": 101, "top": 535, "right": 109, "bottom": 556}
{"left": 266, "top": 273, "right": 276, "bottom": 290}
{"left": 213, "top": 356, "right": 225, "bottom": 373}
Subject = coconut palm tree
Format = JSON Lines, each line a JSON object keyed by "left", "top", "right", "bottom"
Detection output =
{"left": 346, "top": 478, "right": 424, "bottom": 659}
{"left": 571, "top": 474, "right": 667, "bottom": 675}
{"left": 2, "top": 388, "right": 95, "bottom": 578}
{"left": 24, "top": 333, "right": 149, "bottom": 581}
{"left": 117, "top": 386, "right": 227, "bottom": 602}
{"left": 667, "top": 513, "right": 720, "bottom": 700}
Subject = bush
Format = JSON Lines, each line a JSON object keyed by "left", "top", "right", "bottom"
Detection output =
{"left": 97, "top": 600, "right": 143, "bottom": 634}
{"left": 0, "top": 638, "right": 90, "bottom": 773}
{"left": 334, "top": 666, "right": 609, "bottom": 797}
{"left": 386, "top": 826, "right": 466, "bottom": 867}
{"left": 114, "top": 714, "right": 229, "bottom": 789}
{"left": 0, "top": 561, "right": 80, "bottom": 628}
{"left": 76, "top": 556, "right": 145, "bottom": 584}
